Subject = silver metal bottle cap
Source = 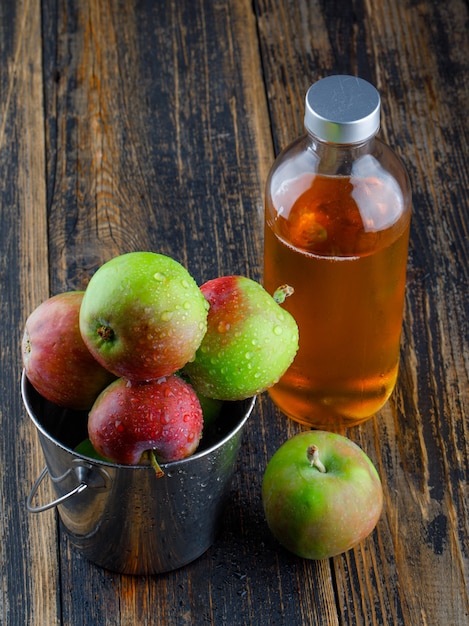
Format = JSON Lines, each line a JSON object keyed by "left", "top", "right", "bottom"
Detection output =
{"left": 304, "top": 75, "right": 380, "bottom": 143}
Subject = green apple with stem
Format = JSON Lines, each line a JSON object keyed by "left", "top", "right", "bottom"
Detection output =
{"left": 262, "top": 430, "right": 383, "bottom": 560}
{"left": 183, "top": 276, "right": 299, "bottom": 400}
{"left": 79, "top": 252, "right": 209, "bottom": 380}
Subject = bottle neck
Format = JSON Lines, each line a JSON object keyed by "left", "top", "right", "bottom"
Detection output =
{"left": 306, "top": 132, "right": 377, "bottom": 176}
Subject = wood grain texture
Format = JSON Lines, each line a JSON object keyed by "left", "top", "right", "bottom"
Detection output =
{"left": 1, "top": 0, "right": 468, "bottom": 624}
{"left": 43, "top": 0, "right": 273, "bottom": 293}
{"left": 0, "top": 2, "right": 59, "bottom": 626}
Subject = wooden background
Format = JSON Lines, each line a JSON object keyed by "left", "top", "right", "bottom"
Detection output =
{"left": 1, "top": 0, "right": 468, "bottom": 624}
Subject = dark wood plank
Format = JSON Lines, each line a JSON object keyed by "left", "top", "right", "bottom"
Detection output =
{"left": 43, "top": 0, "right": 274, "bottom": 293}
{"left": 0, "top": 2, "right": 60, "bottom": 625}
{"left": 256, "top": 0, "right": 469, "bottom": 623}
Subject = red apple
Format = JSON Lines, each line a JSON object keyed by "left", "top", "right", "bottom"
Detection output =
{"left": 22, "top": 291, "right": 116, "bottom": 410}
{"left": 88, "top": 375, "right": 204, "bottom": 465}
{"left": 262, "top": 431, "right": 383, "bottom": 559}
{"left": 79, "top": 252, "right": 209, "bottom": 380}
{"left": 183, "top": 276, "right": 299, "bottom": 400}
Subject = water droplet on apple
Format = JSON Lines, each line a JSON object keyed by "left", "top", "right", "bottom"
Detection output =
{"left": 153, "top": 272, "right": 166, "bottom": 281}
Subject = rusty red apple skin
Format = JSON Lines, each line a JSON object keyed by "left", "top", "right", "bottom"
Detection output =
{"left": 22, "top": 291, "right": 116, "bottom": 410}
{"left": 262, "top": 431, "right": 383, "bottom": 560}
{"left": 88, "top": 375, "right": 204, "bottom": 465}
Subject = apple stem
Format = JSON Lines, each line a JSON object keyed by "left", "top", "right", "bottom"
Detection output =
{"left": 149, "top": 450, "right": 165, "bottom": 478}
{"left": 97, "top": 325, "right": 114, "bottom": 341}
{"left": 307, "top": 445, "right": 327, "bottom": 473}
{"left": 273, "top": 284, "right": 294, "bottom": 304}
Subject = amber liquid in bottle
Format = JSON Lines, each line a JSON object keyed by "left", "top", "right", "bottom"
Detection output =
{"left": 264, "top": 173, "right": 411, "bottom": 430}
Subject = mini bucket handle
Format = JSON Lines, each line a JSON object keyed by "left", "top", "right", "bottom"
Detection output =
{"left": 27, "top": 462, "right": 111, "bottom": 513}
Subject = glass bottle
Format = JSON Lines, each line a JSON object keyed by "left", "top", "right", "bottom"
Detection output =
{"left": 264, "top": 75, "right": 412, "bottom": 430}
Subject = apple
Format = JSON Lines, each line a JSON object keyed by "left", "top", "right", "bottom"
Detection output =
{"left": 262, "top": 431, "right": 383, "bottom": 560}
{"left": 183, "top": 276, "right": 299, "bottom": 400}
{"left": 87, "top": 375, "right": 204, "bottom": 466}
{"left": 22, "top": 291, "right": 116, "bottom": 410}
{"left": 76, "top": 378, "right": 221, "bottom": 461}
{"left": 79, "top": 252, "right": 209, "bottom": 380}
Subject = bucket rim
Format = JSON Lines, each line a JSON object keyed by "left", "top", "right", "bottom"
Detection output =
{"left": 21, "top": 370, "right": 256, "bottom": 471}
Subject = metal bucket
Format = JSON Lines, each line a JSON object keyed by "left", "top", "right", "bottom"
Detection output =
{"left": 22, "top": 371, "right": 255, "bottom": 575}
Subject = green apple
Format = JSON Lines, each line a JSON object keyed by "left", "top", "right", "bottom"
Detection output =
{"left": 183, "top": 276, "right": 299, "bottom": 400}
{"left": 262, "top": 430, "right": 383, "bottom": 560}
{"left": 79, "top": 252, "right": 209, "bottom": 380}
